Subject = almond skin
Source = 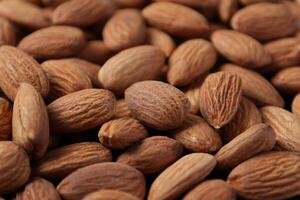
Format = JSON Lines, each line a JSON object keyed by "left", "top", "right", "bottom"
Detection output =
{"left": 183, "top": 179, "right": 236, "bottom": 200}
{"left": 211, "top": 30, "right": 271, "bottom": 69}
{"left": 13, "top": 83, "right": 49, "bottom": 160}
{"left": 103, "top": 9, "right": 147, "bottom": 52}
{"left": 125, "top": 80, "right": 190, "bottom": 130}
{"left": 0, "top": 46, "right": 49, "bottom": 101}
{"left": 231, "top": 3, "right": 297, "bottom": 41}
{"left": 47, "top": 89, "right": 115, "bottom": 133}
{"left": 228, "top": 151, "right": 300, "bottom": 200}
{"left": 220, "top": 64, "right": 284, "bottom": 107}
{"left": 142, "top": 2, "right": 209, "bottom": 38}
{"left": 82, "top": 189, "right": 141, "bottom": 200}
{"left": 15, "top": 177, "right": 61, "bottom": 200}
{"left": 170, "top": 114, "right": 222, "bottom": 153}
{"left": 0, "top": 97, "right": 12, "bottom": 141}
{"left": 167, "top": 39, "right": 217, "bottom": 86}
{"left": 240, "top": 0, "right": 278, "bottom": 5}
{"left": 99, "top": 45, "right": 165, "bottom": 94}
{"left": 260, "top": 106, "right": 300, "bottom": 152}
{"left": 33, "top": 142, "right": 112, "bottom": 180}
{"left": 0, "top": 17, "right": 17, "bottom": 46}
{"left": 271, "top": 66, "right": 300, "bottom": 94}
{"left": 292, "top": 93, "right": 300, "bottom": 120}
{"left": 18, "top": 26, "right": 86, "bottom": 60}
{"left": 218, "top": 0, "right": 239, "bottom": 24}
{"left": 199, "top": 72, "right": 242, "bottom": 129}
{"left": 148, "top": 153, "right": 216, "bottom": 200}
{"left": 99, "top": 117, "right": 148, "bottom": 150}
{"left": 117, "top": 136, "right": 183, "bottom": 174}
{"left": 0, "top": 141, "right": 31, "bottom": 194}
{"left": 113, "top": 99, "right": 132, "bottom": 119}
{"left": 57, "top": 162, "right": 146, "bottom": 200}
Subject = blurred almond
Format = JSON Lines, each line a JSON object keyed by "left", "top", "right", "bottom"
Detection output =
{"left": 117, "top": 0, "right": 145, "bottom": 8}
{"left": 271, "top": 66, "right": 300, "bottom": 94}
{"left": 292, "top": 93, "right": 300, "bottom": 120}
{"left": 82, "top": 189, "right": 141, "bottom": 200}
{"left": 218, "top": 0, "right": 239, "bottom": 24}
{"left": 240, "top": 0, "right": 278, "bottom": 5}
{"left": 0, "top": 17, "right": 17, "bottom": 46}
{"left": 113, "top": 99, "right": 132, "bottom": 118}
{"left": 42, "top": 0, "right": 70, "bottom": 7}
{"left": 0, "top": 97, "right": 12, "bottom": 141}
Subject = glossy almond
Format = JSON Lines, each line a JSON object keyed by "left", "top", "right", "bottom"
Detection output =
{"left": 0, "top": 97, "right": 12, "bottom": 141}
{"left": 117, "top": 136, "right": 183, "bottom": 174}
{"left": 170, "top": 114, "right": 222, "bottom": 153}
{"left": 218, "top": 0, "right": 238, "bottom": 24}
{"left": 211, "top": 30, "right": 271, "bottom": 69}
{"left": 220, "top": 64, "right": 284, "bottom": 107}
{"left": 0, "top": 17, "right": 17, "bottom": 46}
{"left": 271, "top": 66, "right": 300, "bottom": 94}
{"left": 0, "top": 46, "right": 49, "bottom": 101}
{"left": 228, "top": 151, "right": 300, "bottom": 200}
{"left": 199, "top": 72, "right": 242, "bottom": 129}
{"left": 0, "top": 141, "right": 30, "bottom": 194}
{"left": 142, "top": 2, "right": 209, "bottom": 38}
{"left": 292, "top": 93, "right": 300, "bottom": 120}
{"left": 82, "top": 189, "right": 141, "bottom": 200}
{"left": 47, "top": 89, "right": 115, "bottom": 133}
{"left": 99, "top": 46, "right": 165, "bottom": 94}
{"left": 33, "top": 142, "right": 112, "bottom": 180}
{"left": 148, "top": 153, "right": 216, "bottom": 200}
{"left": 168, "top": 39, "right": 217, "bottom": 86}
{"left": 260, "top": 106, "right": 300, "bottom": 152}
{"left": 57, "top": 162, "right": 146, "bottom": 200}
{"left": 18, "top": 26, "right": 85, "bottom": 60}
{"left": 231, "top": 3, "right": 297, "bottom": 41}
{"left": 125, "top": 80, "right": 190, "bottom": 130}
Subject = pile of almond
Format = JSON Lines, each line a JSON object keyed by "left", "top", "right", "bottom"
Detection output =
{"left": 0, "top": 0, "right": 300, "bottom": 200}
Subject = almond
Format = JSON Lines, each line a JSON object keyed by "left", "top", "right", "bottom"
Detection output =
{"left": 231, "top": 3, "right": 297, "bottom": 41}
{"left": 153, "top": 0, "right": 217, "bottom": 10}
{"left": 260, "top": 106, "right": 300, "bottom": 152}
{"left": 148, "top": 153, "right": 216, "bottom": 200}
{"left": 47, "top": 89, "right": 115, "bottom": 133}
{"left": 99, "top": 46, "right": 165, "bottom": 94}
{"left": 199, "top": 72, "right": 242, "bottom": 129}
{"left": 211, "top": 30, "right": 271, "bottom": 69}
{"left": 170, "top": 114, "right": 222, "bottom": 153}
{"left": 183, "top": 179, "right": 236, "bottom": 200}
{"left": 142, "top": 2, "right": 209, "bottom": 38}
{"left": 117, "top": 0, "right": 145, "bottom": 8}
{"left": 240, "top": 0, "right": 278, "bottom": 5}
{"left": 15, "top": 177, "right": 61, "bottom": 200}
{"left": 125, "top": 80, "right": 190, "bottom": 130}
{"left": 228, "top": 151, "right": 300, "bottom": 200}
{"left": 271, "top": 66, "right": 300, "bottom": 94}
{"left": 0, "top": 97, "right": 12, "bottom": 141}
{"left": 220, "top": 63, "right": 284, "bottom": 107}
{"left": 18, "top": 26, "right": 86, "bottom": 60}
{"left": 218, "top": 0, "right": 239, "bottom": 24}
{"left": 113, "top": 99, "right": 132, "bottom": 119}
{"left": 33, "top": 142, "right": 112, "bottom": 180}
{"left": 82, "top": 189, "right": 141, "bottom": 200}
{"left": 42, "top": 0, "right": 70, "bottom": 7}
{"left": 0, "top": 17, "right": 17, "bottom": 46}
{"left": 57, "top": 162, "right": 146, "bottom": 200}
{"left": 103, "top": 9, "right": 147, "bottom": 52}
{"left": 167, "top": 39, "right": 217, "bottom": 86}
{"left": 117, "top": 136, "right": 183, "bottom": 174}
{"left": 292, "top": 93, "right": 300, "bottom": 120}
{"left": 0, "top": 141, "right": 30, "bottom": 194}
{"left": 0, "top": 46, "right": 49, "bottom": 101}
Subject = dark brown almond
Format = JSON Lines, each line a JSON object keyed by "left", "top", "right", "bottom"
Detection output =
{"left": 0, "top": 17, "right": 17, "bottom": 46}
{"left": 0, "top": 97, "right": 12, "bottom": 141}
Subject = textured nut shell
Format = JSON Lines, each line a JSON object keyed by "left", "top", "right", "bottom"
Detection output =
{"left": 33, "top": 142, "right": 112, "bottom": 180}
{"left": 125, "top": 80, "right": 190, "bottom": 130}
{"left": 292, "top": 94, "right": 300, "bottom": 120}
{"left": 147, "top": 28, "right": 175, "bottom": 57}
{"left": 199, "top": 72, "right": 242, "bottom": 129}
{"left": 57, "top": 162, "right": 146, "bottom": 200}
{"left": 0, "top": 17, "right": 17, "bottom": 46}
{"left": 113, "top": 99, "right": 132, "bottom": 119}
{"left": 168, "top": 39, "right": 217, "bottom": 86}
{"left": 148, "top": 153, "right": 216, "bottom": 200}
{"left": 117, "top": 136, "right": 183, "bottom": 174}
{"left": 82, "top": 189, "right": 141, "bottom": 200}
{"left": 218, "top": 0, "right": 239, "bottom": 24}
{"left": 0, "top": 46, "right": 49, "bottom": 101}
{"left": 170, "top": 114, "right": 222, "bottom": 153}
{"left": 228, "top": 151, "right": 300, "bottom": 200}
{"left": 271, "top": 67, "right": 300, "bottom": 94}
{"left": 47, "top": 89, "right": 115, "bottom": 133}
{"left": 0, "top": 97, "right": 12, "bottom": 141}
{"left": 0, "top": 141, "right": 30, "bottom": 194}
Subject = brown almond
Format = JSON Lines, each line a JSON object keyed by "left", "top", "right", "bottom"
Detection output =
{"left": 103, "top": 9, "right": 147, "bottom": 52}
{"left": 33, "top": 142, "right": 112, "bottom": 180}
{"left": 271, "top": 66, "right": 300, "bottom": 94}
{"left": 0, "top": 97, "right": 12, "bottom": 141}
{"left": 199, "top": 72, "right": 242, "bottom": 129}
{"left": 240, "top": 0, "right": 278, "bottom": 5}
{"left": 0, "top": 141, "right": 30, "bottom": 194}
{"left": 99, "top": 46, "right": 165, "bottom": 94}
{"left": 125, "top": 80, "right": 190, "bottom": 130}
{"left": 260, "top": 106, "right": 300, "bottom": 152}
{"left": 183, "top": 179, "right": 236, "bottom": 200}
{"left": 168, "top": 39, "right": 217, "bottom": 86}
{"left": 117, "top": 136, "right": 183, "bottom": 174}
{"left": 153, "top": 0, "right": 217, "bottom": 11}
{"left": 218, "top": 0, "right": 239, "bottom": 24}
{"left": 117, "top": 0, "right": 145, "bottom": 8}
{"left": 18, "top": 26, "right": 86, "bottom": 60}
{"left": 99, "top": 117, "right": 148, "bottom": 150}
{"left": 0, "top": 17, "right": 17, "bottom": 46}
{"left": 231, "top": 3, "right": 297, "bottom": 41}
{"left": 47, "top": 89, "right": 115, "bottom": 133}
{"left": 82, "top": 189, "right": 141, "bottom": 200}
{"left": 228, "top": 151, "right": 300, "bottom": 200}
{"left": 142, "top": 2, "right": 209, "bottom": 38}
{"left": 57, "top": 162, "right": 146, "bottom": 200}
{"left": 148, "top": 153, "right": 216, "bottom": 200}
{"left": 170, "top": 114, "right": 222, "bottom": 153}
{"left": 42, "top": 0, "right": 70, "bottom": 7}
{"left": 0, "top": 46, "right": 49, "bottom": 101}
{"left": 292, "top": 93, "right": 300, "bottom": 120}
{"left": 113, "top": 99, "right": 132, "bottom": 119}
{"left": 220, "top": 63, "right": 284, "bottom": 107}
{"left": 211, "top": 30, "right": 271, "bottom": 69}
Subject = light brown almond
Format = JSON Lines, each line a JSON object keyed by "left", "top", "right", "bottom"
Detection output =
{"left": 218, "top": 0, "right": 239, "bottom": 24}
{"left": 292, "top": 93, "right": 300, "bottom": 120}
{"left": 82, "top": 189, "right": 141, "bottom": 200}
{"left": 0, "top": 17, "right": 17, "bottom": 46}
{"left": 271, "top": 66, "right": 300, "bottom": 94}
{"left": 113, "top": 99, "right": 132, "bottom": 119}
{"left": 0, "top": 97, "right": 12, "bottom": 141}
{"left": 153, "top": 0, "right": 217, "bottom": 12}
